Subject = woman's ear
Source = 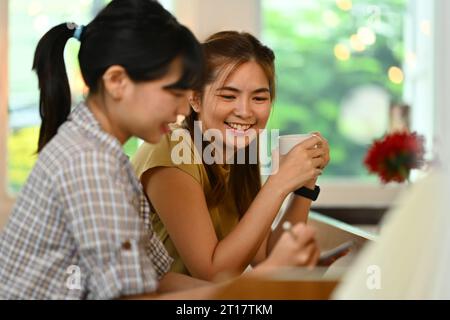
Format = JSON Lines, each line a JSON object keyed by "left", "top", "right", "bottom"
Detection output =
{"left": 102, "top": 65, "right": 129, "bottom": 100}
{"left": 189, "top": 91, "right": 202, "bottom": 113}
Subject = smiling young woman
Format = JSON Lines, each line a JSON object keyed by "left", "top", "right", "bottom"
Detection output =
{"left": 131, "top": 31, "right": 331, "bottom": 281}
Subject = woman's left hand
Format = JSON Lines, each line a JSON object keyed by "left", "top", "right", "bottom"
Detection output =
{"left": 303, "top": 132, "right": 329, "bottom": 188}
{"left": 311, "top": 132, "right": 330, "bottom": 170}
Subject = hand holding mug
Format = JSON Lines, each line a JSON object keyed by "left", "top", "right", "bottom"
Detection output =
{"left": 270, "top": 134, "right": 327, "bottom": 195}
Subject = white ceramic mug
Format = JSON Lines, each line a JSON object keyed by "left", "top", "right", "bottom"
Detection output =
{"left": 279, "top": 134, "right": 314, "bottom": 155}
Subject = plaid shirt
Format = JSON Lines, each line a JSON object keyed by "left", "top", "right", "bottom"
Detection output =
{"left": 0, "top": 102, "right": 173, "bottom": 300}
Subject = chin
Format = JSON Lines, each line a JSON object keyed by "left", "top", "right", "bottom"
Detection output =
{"left": 229, "top": 135, "right": 257, "bottom": 148}
{"left": 142, "top": 133, "right": 162, "bottom": 145}
{"left": 224, "top": 139, "right": 252, "bottom": 152}
{"left": 150, "top": 135, "right": 163, "bottom": 144}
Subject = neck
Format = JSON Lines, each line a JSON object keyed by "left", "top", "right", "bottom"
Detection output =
{"left": 86, "top": 95, "right": 130, "bottom": 145}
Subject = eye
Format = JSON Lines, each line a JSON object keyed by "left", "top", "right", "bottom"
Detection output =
{"left": 218, "top": 95, "right": 236, "bottom": 101}
{"left": 168, "top": 89, "right": 186, "bottom": 98}
{"left": 173, "top": 92, "right": 185, "bottom": 98}
{"left": 253, "top": 96, "right": 269, "bottom": 102}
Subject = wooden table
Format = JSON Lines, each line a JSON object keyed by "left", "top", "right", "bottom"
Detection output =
{"left": 126, "top": 212, "right": 376, "bottom": 300}
{"left": 212, "top": 268, "right": 339, "bottom": 300}
{"left": 212, "top": 212, "right": 377, "bottom": 300}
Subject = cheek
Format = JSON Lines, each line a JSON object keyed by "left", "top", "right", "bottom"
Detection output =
{"left": 255, "top": 107, "right": 272, "bottom": 127}
{"left": 201, "top": 105, "right": 226, "bottom": 128}
{"left": 144, "top": 93, "right": 173, "bottom": 118}
{"left": 127, "top": 90, "right": 151, "bottom": 116}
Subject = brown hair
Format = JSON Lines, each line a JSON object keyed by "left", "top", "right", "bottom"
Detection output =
{"left": 182, "top": 31, "right": 275, "bottom": 217}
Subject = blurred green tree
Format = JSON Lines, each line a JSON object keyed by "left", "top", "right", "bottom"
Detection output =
{"left": 263, "top": 0, "right": 405, "bottom": 178}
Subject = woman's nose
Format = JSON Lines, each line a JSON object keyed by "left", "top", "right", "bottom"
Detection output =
{"left": 235, "top": 99, "right": 253, "bottom": 118}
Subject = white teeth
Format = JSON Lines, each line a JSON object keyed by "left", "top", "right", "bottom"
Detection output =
{"left": 226, "top": 122, "right": 252, "bottom": 131}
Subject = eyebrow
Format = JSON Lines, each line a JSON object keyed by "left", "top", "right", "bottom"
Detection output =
{"left": 216, "top": 86, "right": 270, "bottom": 94}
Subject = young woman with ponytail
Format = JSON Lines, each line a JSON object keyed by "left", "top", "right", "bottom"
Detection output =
{"left": 0, "top": 0, "right": 207, "bottom": 299}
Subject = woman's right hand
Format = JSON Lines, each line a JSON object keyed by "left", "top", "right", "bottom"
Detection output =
{"left": 262, "top": 222, "right": 320, "bottom": 269}
{"left": 269, "top": 135, "right": 326, "bottom": 196}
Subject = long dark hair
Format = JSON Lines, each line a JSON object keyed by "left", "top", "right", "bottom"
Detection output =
{"left": 33, "top": 0, "right": 205, "bottom": 152}
{"left": 182, "top": 31, "right": 276, "bottom": 216}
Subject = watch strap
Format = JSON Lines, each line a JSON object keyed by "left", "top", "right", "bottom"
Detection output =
{"left": 294, "top": 185, "right": 320, "bottom": 201}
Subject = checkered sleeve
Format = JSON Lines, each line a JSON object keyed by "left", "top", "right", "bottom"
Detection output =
{"left": 138, "top": 194, "right": 173, "bottom": 279}
{"left": 57, "top": 149, "right": 160, "bottom": 299}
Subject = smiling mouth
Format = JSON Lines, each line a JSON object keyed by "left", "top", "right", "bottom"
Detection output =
{"left": 224, "top": 121, "right": 255, "bottom": 131}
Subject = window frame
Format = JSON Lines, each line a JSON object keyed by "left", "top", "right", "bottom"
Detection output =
{"left": 256, "top": 0, "right": 441, "bottom": 209}
{"left": 315, "top": 0, "right": 450, "bottom": 210}
{"left": 0, "top": 0, "right": 14, "bottom": 228}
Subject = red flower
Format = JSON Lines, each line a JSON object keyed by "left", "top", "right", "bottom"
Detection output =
{"left": 364, "top": 132, "right": 425, "bottom": 183}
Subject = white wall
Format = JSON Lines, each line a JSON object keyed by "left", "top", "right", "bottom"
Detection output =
{"left": 404, "top": 0, "right": 435, "bottom": 158}
{"left": 174, "top": 0, "right": 260, "bottom": 41}
{"left": 434, "top": 0, "right": 450, "bottom": 168}
{"left": 405, "top": 0, "right": 449, "bottom": 169}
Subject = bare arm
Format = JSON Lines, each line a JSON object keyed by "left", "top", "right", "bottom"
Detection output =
{"left": 254, "top": 133, "right": 330, "bottom": 263}
{"left": 156, "top": 272, "right": 211, "bottom": 294}
{"left": 143, "top": 166, "right": 288, "bottom": 281}
{"left": 266, "top": 179, "right": 316, "bottom": 255}
{"left": 250, "top": 179, "right": 315, "bottom": 266}
{"left": 122, "top": 222, "right": 321, "bottom": 300}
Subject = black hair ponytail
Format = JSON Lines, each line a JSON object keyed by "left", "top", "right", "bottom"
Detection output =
{"left": 33, "top": 23, "right": 75, "bottom": 153}
{"left": 32, "top": 0, "right": 205, "bottom": 153}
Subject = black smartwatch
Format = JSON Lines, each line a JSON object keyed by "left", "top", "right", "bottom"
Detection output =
{"left": 294, "top": 185, "right": 320, "bottom": 201}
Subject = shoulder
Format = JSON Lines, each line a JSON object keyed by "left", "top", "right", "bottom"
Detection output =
{"left": 39, "top": 127, "right": 122, "bottom": 182}
{"left": 132, "top": 127, "right": 203, "bottom": 183}
{"left": 60, "top": 147, "right": 122, "bottom": 182}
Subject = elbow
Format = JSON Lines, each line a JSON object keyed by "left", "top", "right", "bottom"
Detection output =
{"left": 191, "top": 266, "right": 243, "bottom": 282}
{"left": 193, "top": 273, "right": 215, "bottom": 282}
{"left": 190, "top": 268, "right": 219, "bottom": 282}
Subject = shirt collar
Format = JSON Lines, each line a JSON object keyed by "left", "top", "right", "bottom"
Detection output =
{"left": 68, "top": 101, "right": 128, "bottom": 164}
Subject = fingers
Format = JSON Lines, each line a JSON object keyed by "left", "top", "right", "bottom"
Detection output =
{"left": 290, "top": 132, "right": 328, "bottom": 152}
{"left": 307, "top": 147, "right": 326, "bottom": 158}
{"left": 289, "top": 224, "right": 320, "bottom": 267}
{"left": 291, "top": 224, "right": 316, "bottom": 247}
{"left": 310, "top": 132, "right": 328, "bottom": 146}
{"left": 312, "top": 157, "right": 325, "bottom": 170}
{"left": 275, "top": 222, "right": 322, "bottom": 268}
{"left": 298, "top": 136, "right": 329, "bottom": 166}
{"left": 296, "top": 135, "right": 323, "bottom": 150}
{"left": 306, "top": 138, "right": 329, "bottom": 169}
{"left": 288, "top": 146, "right": 325, "bottom": 168}
{"left": 296, "top": 242, "right": 317, "bottom": 266}
{"left": 308, "top": 133, "right": 330, "bottom": 155}
{"left": 307, "top": 246, "right": 321, "bottom": 268}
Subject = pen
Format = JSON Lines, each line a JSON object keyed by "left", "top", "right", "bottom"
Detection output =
{"left": 282, "top": 221, "right": 297, "bottom": 240}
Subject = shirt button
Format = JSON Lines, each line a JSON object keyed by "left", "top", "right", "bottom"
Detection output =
{"left": 122, "top": 240, "right": 132, "bottom": 250}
